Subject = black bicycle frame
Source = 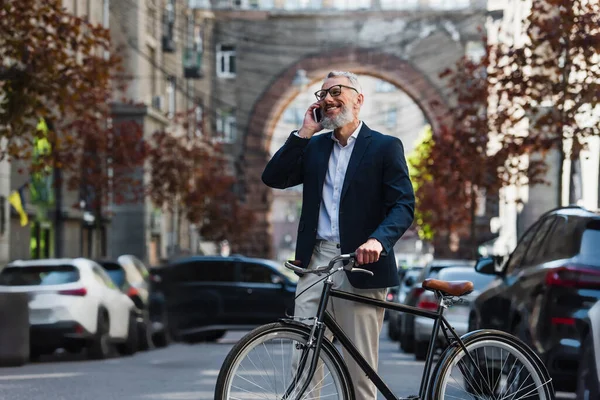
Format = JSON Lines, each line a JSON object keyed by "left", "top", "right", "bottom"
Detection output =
{"left": 298, "top": 278, "right": 466, "bottom": 400}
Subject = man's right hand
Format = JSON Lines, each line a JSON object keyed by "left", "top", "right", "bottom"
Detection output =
{"left": 297, "top": 102, "right": 322, "bottom": 139}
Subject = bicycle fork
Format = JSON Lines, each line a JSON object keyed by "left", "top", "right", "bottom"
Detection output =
{"left": 282, "top": 277, "right": 334, "bottom": 400}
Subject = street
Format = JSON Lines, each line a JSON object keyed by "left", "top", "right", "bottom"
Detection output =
{"left": 1, "top": 323, "right": 429, "bottom": 400}
{"left": 0, "top": 322, "right": 578, "bottom": 400}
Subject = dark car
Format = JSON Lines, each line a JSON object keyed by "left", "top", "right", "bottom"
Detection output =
{"left": 156, "top": 255, "right": 298, "bottom": 343}
{"left": 398, "top": 258, "right": 475, "bottom": 353}
{"left": 97, "top": 255, "right": 169, "bottom": 349}
{"left": 577, "top": 299, "right": 600, "bottom": 400}
{"left": 471, "top": 205, "right": 600, "bottom": 392}
{"left": 387, "top": 266, "right": 422, "bottom": 341}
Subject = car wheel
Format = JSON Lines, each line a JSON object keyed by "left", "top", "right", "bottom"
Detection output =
{"left": 577, "top": 334, "right": 599, "bottom": 400}
{"left": 182, "top": 330, "right": 226, "bottom": 344}
{"left": 64, "top": 344, "right": 82, "bottom": 354}
{"left": 117, "top": 312, "right": 139, "bottom": 356}
{"left": 152, "top": 311, "right": 171, "bottom": 348}
{"left": 468, "top": 312, "right": 477, "bottom": 332}
{"left": 400, "top": 331, "right": 414, "bottom": 353}
{"left": 204, "top": 330, "right": 226, "bottom": 342}
{"left": 388, "top": 314, "right": 399, "bottom": 341}
{"left": 88, "top": 311, "right": 111, "bottom": 360}
{"left": 152, "top": 330, "right": 171, "bottom": 348}
{"left": 137, "top": 310, "right": 153, "bottom": 351}
{"left": 414, "top": 340, "right": 428, "bottom": 361}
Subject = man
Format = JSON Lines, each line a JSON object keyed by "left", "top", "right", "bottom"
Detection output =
{"left": 262, "top": 71, "right": 415, "bottom": 398}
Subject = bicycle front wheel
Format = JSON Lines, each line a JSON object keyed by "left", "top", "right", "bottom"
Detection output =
{"left": 215, "top": 321, "right": 354, "bottom": 400}
{"left": 430, "top": 329, "right": 554, "bottom": 400}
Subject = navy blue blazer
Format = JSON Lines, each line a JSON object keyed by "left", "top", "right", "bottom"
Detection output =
{"left": 262, "top": 123, "right": 415, "bottom": 289}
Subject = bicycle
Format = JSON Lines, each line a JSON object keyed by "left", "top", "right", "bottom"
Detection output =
{"left": 215, "top": 253, "right": 554, "bottom": 399}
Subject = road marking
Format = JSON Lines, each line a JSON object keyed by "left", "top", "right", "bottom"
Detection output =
{"left": 0, "top": 372, "right": 83, "bottom": 381}
{"left": 381, "top": 359, "right": 425, "bottom": 366}
{"left": 198, "top": 370, "right": 219, "bottom": 377}
{"left": 139, "top": 391, "right": 214, "bottom": 399}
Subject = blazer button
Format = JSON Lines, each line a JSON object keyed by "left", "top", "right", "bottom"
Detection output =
{"left": 313, "top": 228, "right": 317, "bottom": 233}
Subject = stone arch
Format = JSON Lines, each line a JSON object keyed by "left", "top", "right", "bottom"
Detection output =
{"left": 239, "top": 48, "right": 452, "bottom": 258}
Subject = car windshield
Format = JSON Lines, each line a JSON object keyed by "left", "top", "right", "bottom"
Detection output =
{"left": 99, "top": 262, "right": 126, "bottom": 288}
{"left": 580, "top": 227, "right": 600, "bottom": 266}
{"left": 263, "top": 260, "right": 299, "bottom": 283}
{"left": 0, "top": 265, "right": 80, "bottom": 286}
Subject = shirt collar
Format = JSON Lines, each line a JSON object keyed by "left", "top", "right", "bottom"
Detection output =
{"left": 331, "top": 121, "right": 363, "bottom": 145}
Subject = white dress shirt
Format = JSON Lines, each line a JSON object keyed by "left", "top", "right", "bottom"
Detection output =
{"left": 316, "top": 122, "right": 362, "bottom": 243}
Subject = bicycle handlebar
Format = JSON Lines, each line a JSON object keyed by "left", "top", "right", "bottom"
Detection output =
{"left": 284, "top": 253, "right": 374, "bottom": 276}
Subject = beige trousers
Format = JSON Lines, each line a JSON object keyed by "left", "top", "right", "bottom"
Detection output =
{"left": 292, "top": 240, "right": 386, "bottom": 399}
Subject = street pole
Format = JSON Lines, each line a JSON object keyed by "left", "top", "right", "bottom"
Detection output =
{"left": 53, "top": 157, "right": 63, "bottom": 258}
{"left": 47, "top": 120, "right": 63, "bottom": 258}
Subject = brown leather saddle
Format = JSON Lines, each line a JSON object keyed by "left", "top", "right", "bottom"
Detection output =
{"left": 422, "top": 278, "right": 474, "bottom": 297}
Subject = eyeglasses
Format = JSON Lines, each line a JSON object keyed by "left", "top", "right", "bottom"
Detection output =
{"left": 314, "top": 84, "right": 360, "bottom": 101}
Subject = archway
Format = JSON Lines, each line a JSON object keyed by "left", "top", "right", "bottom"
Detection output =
{"left": 239, "top": 48, "right": 452, "bottom": 259}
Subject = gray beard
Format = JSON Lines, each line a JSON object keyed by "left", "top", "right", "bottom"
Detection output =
{"left": 321, "top": 105, "right": 354, "bottom": 130}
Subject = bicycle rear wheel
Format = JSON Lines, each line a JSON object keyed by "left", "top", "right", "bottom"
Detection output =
{"left": 215, "top": 321, "right": 354, "bottom": 400}
{"left": 430, "top": 330, "right": 554, "bottom": 400}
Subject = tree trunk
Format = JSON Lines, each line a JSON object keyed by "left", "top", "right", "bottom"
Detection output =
{"left": 558, "top": 143, "right": 565, "bottom": 207}
{"left": 53, "top": 160, "right": 63, "bottom": 258}
{"left": 469, "top": 187, "right": 478, "bottom": 259}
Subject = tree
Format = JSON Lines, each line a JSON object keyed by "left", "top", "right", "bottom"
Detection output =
{"left": 0, "top": 0, "right": 126, "bottom": 167}
{"left": 491, "top": 0, "right": 600, "bottom": 205}
{"left": 416, "top": 38, "right": 547, "bottom": 257}
{"left": 148, "top": 128, "right": 254, "bottom": 253}
{"left": 0, "top": 0, "right": 145, "bottom": 256}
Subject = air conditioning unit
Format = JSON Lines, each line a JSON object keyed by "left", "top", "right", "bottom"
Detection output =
{"left": 151, "top": 95, "right": 164, "bottom": 111}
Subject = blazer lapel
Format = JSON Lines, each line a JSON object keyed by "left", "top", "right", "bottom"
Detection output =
{"left": 341, "top": 124, "right": 372, "bottom": 201}
{"left": 317, "top": 132, "right": 334, "bottom": 195}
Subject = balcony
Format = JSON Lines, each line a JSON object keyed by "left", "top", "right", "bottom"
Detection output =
{"left": 188, "top": 0, "right": 486, "bottom": 11}
{"left": 183, "top": 49, "right": 203, "bottom": 79}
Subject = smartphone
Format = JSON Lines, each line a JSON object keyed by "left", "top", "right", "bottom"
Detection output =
{"left": 312, "top": 107, "right": 323, "bottom": 123}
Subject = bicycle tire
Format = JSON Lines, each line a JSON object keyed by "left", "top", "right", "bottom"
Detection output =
{"left": 429, "top": 329, "right": 555, "bottom": 400}
{"left": 215, "top": 321, "right": 355, "bottom": 400}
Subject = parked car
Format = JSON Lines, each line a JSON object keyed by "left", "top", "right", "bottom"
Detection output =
{"left": 0, "top": 258, "right": 138, "bottom": 360}
{"left": 156, "top": 255, "right": 298, "bottom": 343}
{"left": 412, "top": 266, "right": 495, "bottom": 360}
{"left": 398, "top": 258, "right": 475, "bottom": 353}
{"left": 97, "top": 255, "right": 169, "bottom": 349}
{"left": 470, "top": 205, "right": 600, "bottom": 392}
{"left": 577, "top": 299, "right": 600, "bottom": 400}
{"left": 387, "top": 266, "right": 422, "bottom": 341}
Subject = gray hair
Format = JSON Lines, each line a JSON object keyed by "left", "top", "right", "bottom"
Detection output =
{"left": 325, "top": 71, "right": 362, "bottom": 93}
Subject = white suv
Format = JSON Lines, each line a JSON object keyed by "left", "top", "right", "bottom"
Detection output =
{"left": 0, "top": 258, "right": 139, "bottom": 360}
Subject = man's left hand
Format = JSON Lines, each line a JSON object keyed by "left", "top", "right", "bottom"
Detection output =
{"left": 355, "top": 238, "right": 383, "bottom": 265}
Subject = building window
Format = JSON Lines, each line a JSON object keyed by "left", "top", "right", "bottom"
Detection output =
{"left": 167, "top": 77, "right": 176, "bottom": 118}
{"left": 216, "top": 44, "right": 236, "bottom": 78}
{"left": 386, "top": 107, "right": 397, "bottom": 128}
{"left": 148, "top": 46, "right": 157, "bottom": 98}
{"left": 194, "top": 104, "right": 203, "bottom": 137}
{"left": 215, "top": 110, "right": 236, "bottom": 143}
{"left": 147, "top": 0, "right": 157, "bottom": 38}
{"left": 428, "top": 0, "right": 470, "bottom": 10}
{"left": 466, "top": 40, "right": 486, "bottom": 61}
{"left": 162, "top": 0, "right": 176, "bottom": 52}
{"left": 375, "top": 80, "right": 397, "bottom": 93}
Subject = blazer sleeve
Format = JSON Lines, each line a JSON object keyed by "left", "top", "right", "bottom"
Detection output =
{"left": 262, "top": 132, "right": 309, "bottom": 189}
{"left": 369, "top": 137, "right": 415, "bottom": 253}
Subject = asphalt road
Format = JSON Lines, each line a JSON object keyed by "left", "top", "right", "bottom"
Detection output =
{"left": 0, "top": 323, "right": 575, "bottom": 400}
